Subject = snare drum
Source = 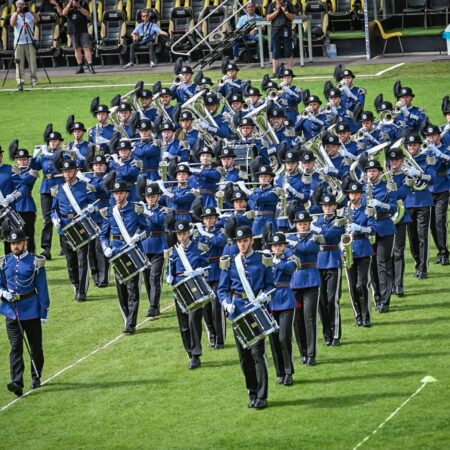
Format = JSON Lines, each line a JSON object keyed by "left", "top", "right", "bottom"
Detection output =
{"left": 110, "top": 245, "right": 151, "bottom": 284}
{"left": 62, "top": 215, "right": 100, "bottom": 251}
{"left": 0, "top": 207, "right": 25, "bottom": 240}
{"left": 174, "top": 273, "right": 214, "bottom": 314}
{"left": 232, "top": 303, "right": 279, "bottom": 349}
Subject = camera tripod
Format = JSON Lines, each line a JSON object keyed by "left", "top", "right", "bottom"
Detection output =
{"left": 2, "top": 18, "right": 52, "bottom": 91}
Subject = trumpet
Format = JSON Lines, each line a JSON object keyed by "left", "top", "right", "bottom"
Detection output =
{"left": 301, "top": 109, "right": 311, "bottom": 119}
{"left": 241, "top": 102, "right": 250, "bottom": 112}
{"left": 173, "top": 76, "right": 182, "bottom": 86}
{"left": 265, "top": 88, "right": 280, "bottom": 100}
{"left": 218, "top": 75, "right": 241, "bottom": 89}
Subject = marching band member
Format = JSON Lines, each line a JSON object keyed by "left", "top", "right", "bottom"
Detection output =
{"left": 88, "top": 104, "right": 115, "bottom": 152}
{"left": 268, "top": 108, "right": 298, "bottom": 148}
{"left": 11, "top": 148, "right": 39, "bottom": 254}
{"left": 275, "top": 149, "right": 311, "bottom": 231}
{"left": 356, "top": 111, "right": 382, "bottom": 152}
{"left": 278, "top": 68, "right": 303, "bottom": 124}
{"left": 322, "top": 134, "right": 351, "bottom": 177}
{"left": 159, "top": 163, "right": 197, "bottom": 222}
{"left": 217, "top": 62, "right": 244, "bottom": 98}
{"left": 441, "top": 96, "right": 450, "bottom": 147}
{"left": 234, "top": 117, "right": 272, "bottom": 166}
{"left": 85, "top": 154, "right": 110, "bottom": 288}
{"left": 140, "top": 183, "right": 167, "bottom": 318}
{"left": 218, "top": 225, "right": 275, "bottom": 409}
{"left": 394, "top": 86, "right": 428, "bottom": 133}
{"left": 336, "top": 122, "right": 359, "bottom": 157}
{"left": 178, "top": 110, "right": 199, "bottom": 149}
{"left": 363, "top": 159, "right": 398, "bottom": 313}
{"left": 289, "top": 211, "right": 322, "bottom": 366}
{"left": 200, "top": 93, "right": 234, "bottom": 139}
{"left": 218, "top": 147, "right": 245, "bottom": 183}
{"left": 326, "top": 87, "right": 356, "bottom": 132}
{"left": 158, "top": 121, "right": 189, "bottom": 164}
{"left": 171, "top": 65, "right": 196, "bottom": 104}
{"left": 268, "top": 232, "right": 297, "bottom": 385}
{"left": 133, "top": 119, "right": 161, "bottom": 180}
{"left": 403, "top": 133, "right": 434, "bottom": 280}
{"left": 345, "top": 182, "right": 375, "bottom": 327}
{"left": 338, "top": 69, "right": 366, "bottom": 113}
{"left": 295, "top": 94, "right": 327, "bottom": 141}
{"left": 67, "top": 122, "right": 89, "bottom": 170}
{"left": 197, "top": 207, "right": 227, "bottom": 349}
{"left": 189, "top": 147, "right": 221, "bottom": 207}
{"left": 109, "top": 140, "right": 141, "bottom": 202}
{"left": 315, "top": 194, "right": 345, "bottom": 346}
{"left": 423, "top": 124, "right": 450, "bottom": 266}
{"left": 100, "top": 180, "right": 149, "bottom": 333}
{"left": 0, "top": 230, "right": 50, "bottom": 396}
{"left": 116, "top": 101, "right": 138, "bottom": 139}
{"left": 168, "top": 220, "right": 208, "bottom": 369}
{"left": 156, "top": 88, "right": 176, "bottom": 125}
{"left": 30, "top": 130, "right": 67, "bottom": 260}
{"left": 138, "top": 89, "right": 158, "bottom": 124}
{"left": 50, "top": 159, "right": 97, "bottom": 302}
{"left": 246, "top": 87, "right": 265, "bottom": 111}
{"left": 375, "top": 100, "right": 402, "bottom": 143}
{"left": 299, "top": 150, "right": 321, "bottom": 215}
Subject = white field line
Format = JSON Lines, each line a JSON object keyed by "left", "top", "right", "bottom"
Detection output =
{"left": 0, "top": 301, "right": 175, "bottom": 413}
{"left": 0, "top": 63, "right": 405, "bottom": 92}
{"left": 352, "top": 381, "right": 428, "bottom": 449}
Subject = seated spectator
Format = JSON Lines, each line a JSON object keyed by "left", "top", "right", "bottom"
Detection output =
{"left": 232, "top": 1, "right": 261, "bottom": 63}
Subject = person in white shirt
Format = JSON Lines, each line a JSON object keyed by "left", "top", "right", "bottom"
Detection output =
{"left": 232, "top": 1, "right": 261, "bottom": 62}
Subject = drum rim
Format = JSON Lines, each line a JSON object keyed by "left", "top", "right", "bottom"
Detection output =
{"left": 110, "top": 244, "right": 144, "bottom": 262}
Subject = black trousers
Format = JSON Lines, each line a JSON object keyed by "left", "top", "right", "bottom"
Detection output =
{"left": 129, "top": 41, "right": 155, "bottom": 64}
{"left": 40, "top": 193, "right": 54, "bottom": 251}
{"left": 347, "top": 256, "right": 371, "bottom": 321}
{"left": 407, "top": 207, "right": 430, "bottom": 273}
{"left": 393, "top": 223, "right": 408, "bottom": 289}
{"left": 430, "top": 191, "right": 449, "bottom": 259}
{"left": 20, "top": 211, "right": 36, "bottom": 254}
{"left": 371, "top": 234, "right": 394, "bottom": 307}
{"left": 115, "top": 275, "right": 140, "bottom": 327}
{"left": 319, "top": 268, "right": 342, "bottom": 341}
{"left": 6, "top": 318, "right": 44, "bottom": 387}
{"left": 234, "top": 332, "right": 268, "bottom": 401}
{"left": 143, "top": 253, "right": 164, "bottom": 309}
{"left": 269, "top": 309, "right": 294, "bottom": 378}
{"left": 60, "top": 235, "right": 89, "bottom": 296}
{"left": 174, "top": 299, "right": 203, "bottom": 357}
{"left": 88, "top": 236, "right": 109, "bottom": 286}
{"left": 293, "top": 287, "right": 319, "bottom": 359}
{"left": 202, "top": 281, "right": 225, "bottom": 346}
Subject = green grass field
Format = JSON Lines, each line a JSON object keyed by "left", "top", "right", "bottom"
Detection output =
{"left": 0, "top": 61, "right": 450, "bottom": 449}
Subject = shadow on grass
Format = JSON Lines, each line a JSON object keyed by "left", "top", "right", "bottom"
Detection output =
{"left": 269, "top": 391, "right": 411, "bottom": 408}
{"left": 321, "top": 351, "right": 447, "bottom": 365}
{"left": 137, "top": 326, "right": 180, "bottom": 334}
{"left": 344, "top": 333, "right": 449, "bottom": 346}
{"left": 300, "top": 370, "right": 423, "bottom": 385}
{"left": 201, "top": 359, "right": 239, "bottom": 368}
{"left": 374, "top": 316, "right": 450, "bottom": 326}
{"left": 44, "top": 379, "right": 168, "bottom": 391}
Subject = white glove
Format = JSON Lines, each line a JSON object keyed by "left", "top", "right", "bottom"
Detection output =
{"left": 129, "top": 233, "right": 140, "bottom": 245}
{"left": 157, "top": 180, "right": 174, "bottom": 198}
{"left": 368, "top": 199, "right": 390, "bottom": 210}
{"left": 311, "top": 234, "right": 325, "bottom": 244}
{"left": 52, "top": 218, "right": 61, "bottom": 229}
{"left": 349, "top": 223, "right": 364, "bottom": 233}
{"left": 112, "top": 154, "right": 124, "bottom": 166}
{"left": 323, "top": 167, "right": 339, "bottom": 176}
{"left": 74, "top": 147, "right": 85, "bottom": 160}
{"left": 103, "top": 247, "right": 113, "bottom": 258}
{"left": 310, "top": 223, "right": 321, "bottom": 233}
{"left": 237, "top": 181, "right": 252, "bottom": 196}
{"left": 406, "top": 167, "right": 421, "bottom": 178}
{"left": 41, "top": 318, "right": 49, "bottom": 324}
{"left": 267, "top": 146, "right": 277, "bottom": 156}
{"left": 3, "top": 193, "right": 16, "bottom": 206}
{"left": 286, "top": 184, "right": 304, "bottom": 200}
{"left": 401, "top": 105, "right": 410, "bottom": 117}
{"left": 199, "top": 120, "right": 217, "bottom": 133}
{"left": 256, "top": 292, "right": 271, "bottom": 304}
{"left": 339, "top": 148, "right": 357, "bottom": 161}
{"left": 162, "top": 151, "right": 171, "bottom": 160}
{"left": 244, "top": 210, "right": 256, "bottom": 219}
{"left": 33, "top": 146, "right": 42, "bottom": 158}
{"left": 222, "top": 300, "right": 235, "bottom": 315}
{"left": 190, "top": 167, "right": 202, "bottom": 174}
{"left": 86, "top": 203, "right": 96, "bottom": 214}
{"left": 0, "top": 290, "right": 13, "bottom": 301}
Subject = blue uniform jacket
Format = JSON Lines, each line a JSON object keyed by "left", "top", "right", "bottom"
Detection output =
{"left": 143, "top": 107, "right": 158, "bottom": 123}
{"left": 348, "top": 205, "right": 375, "bottom": 258}
{"left": 170, "top": 83, "right": 196, "bottom": 104}
{"left": 218, "top": 250, "right": 275, "bottom": 320}
{"left": 278, "top": 86, "right": 302, "bottom": 123}
{"left": 67, "top": 140, "right": 90, "bottom": 170}
{"left": 341, "top": 85, "right": 365, "bottom": 112}
{"left": 85, "top": 173, "right": 111, "bottom": 223}
{"left": 250, "top": 185, "right": 279, "bottom": 235}
{"left": 100, "top": 201, "right": 149, "bottom": 254}
{"left": 394, "top": 106, "right": 428, "bottom": 133}
{"left": 108, "top": 156, "right": 140, "bottom": 202}
{"left": 404, "top": 153, "right": 434, "bottom": 208}
{"left": 197, "top": 225, "right": 227, "bottom": 282}
{"left": 133, "top": 139, "right": 161, "bottom": 178}
{"left": 295, "top": 112, "right": 327, "bottom": 141}
{"left": 141, "top": 203, "right": 167, "bottom": 255}
{"left": 88, "top": 124, "right": 115, "bottom": 146}
{"left": 189, "top": 167, "right": 221, "bottom": 207}
{"left": 217, "top": 79, "right": 244, "bottom": 98}
{"left": 30, "top": 150, "right": 68, "bottom": 194}
{"left": 160, "top": 185, "right": 196, "bottom": 222}
{"left": 0, "top": 252, "right": 50, "bottom": 320}
{"left": 12, "top": 168, "right": 38, "bottom": 213}
{"left": 269, "top": 248, "right": 296, "bottom": 311}
{"left": 315, "top": 215, "right": 345, "bottom": 269}
{"left": 169, "top": 239, "right": 209, "bottom": 285}
{"left": 429, "top": 143, "right": 450, "bottom": 194}
{"left": 391, "top": 171, "right": 412, "bottom": 224}
{"left": 289, "top": 233, "right": 321, "bottom": 289}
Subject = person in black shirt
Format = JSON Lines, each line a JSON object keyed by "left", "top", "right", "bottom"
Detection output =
{"left": 62, "top": 0, "right": 96, "bottom": 74}
{"left": 266, "top": 0, "right": 295, "bottom": 75}
{"left": 39, "top": 0, "right": 63, "bottom": 15}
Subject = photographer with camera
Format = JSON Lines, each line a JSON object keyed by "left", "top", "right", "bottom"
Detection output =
{"left": 62, "top": 0, "right": 95, "bottom": 74}
{"left": 10, "top": 0, "right": 40, "bottom": 88}
{"left": 123, "top": 9, "right": 168, "bottom": 69}
{"left": 266, "top": 0, "right": 295, "bottom": 75}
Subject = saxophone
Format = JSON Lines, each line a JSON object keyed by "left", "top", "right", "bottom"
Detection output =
{"left": 340, "top": 206, "right": 354, "bottom": 269}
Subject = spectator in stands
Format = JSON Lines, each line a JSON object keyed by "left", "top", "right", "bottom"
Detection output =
{"left": 39, "top": 0, "right": 63, "bottom": 15}
{"left": 10, "top": 0, "right": 40, "bottom": 87}
{"left": 62, "top": 0, "right": 96, "bottom": 74}
{"left": 123, "top": 9, "right": 169, "bottom": 69}
{"left": 266, "top": 0, "right": 295, "bottom": 75}
{"left": 232, "top": 1, "right": 261, "bottom": 63}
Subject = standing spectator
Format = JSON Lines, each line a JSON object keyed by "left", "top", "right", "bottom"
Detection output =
{"left": 39, "top": 0, "right": 63, "bottom": 15}
{"left": 10, "top": 0, "right": 40, "bottom": 88}
{"left": 266, "top": 0, "right": 295, "bottom": 75}
{"left": 232, "top": 1, "right": 261, "bottom": 63}
{"left": 62, "top": 0, "right": 96, "bottom": 74}
{"left": 123, "top": 9, "right": 168, "bottom": 69}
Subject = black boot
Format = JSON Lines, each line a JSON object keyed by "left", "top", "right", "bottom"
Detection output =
{"left": 75, "top": 65, "right": 84, "bottom": 74}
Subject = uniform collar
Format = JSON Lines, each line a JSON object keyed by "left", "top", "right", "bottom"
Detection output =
{"left": 118, "top": 200, "right": 128, "bottom": 209}
{"left": 240, "top": 249, "right": 254, "bottom": 259}
{"left": 13, "top": 250, "right": 29, "bottom": 260}
{"left": 181, "top": 239, "right": 192, "bottom": 249}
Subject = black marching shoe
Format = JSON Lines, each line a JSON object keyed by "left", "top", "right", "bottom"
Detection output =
{"left": 394, "top": 286, "right": 404, "bottom": 296}
{"left": 363, "top": 319, "right": 371, "bottom": 327}
{"left": 283, "top": 374, "right": 293, "bottom": 386}
{"left": 307, "top": 357, "right": 316, "bottom": 366}
{"left": 248, "top": 397, "right": 257, "bottom": 408}
{"left": 332, "top": 338, "right": 341, "bottom": 346}
{"left": 41, "top": 249, "right": 52, "bottom": 260}
{"left": 356, "top": 318, "right": 363, "bottom": 327}
{"left": 214, "top": 343, "right": 224, "bottom": 349}
{"left": 417, "top": 272, "right": 428, "bottom": 279}
{"left": 75, "top": 65, "right": 85, "bottom": 74}
{"left": 277, "top": 376, "right": 285, "bottom": 385}
{"left": 254, "top": 399, "right": 268, "bottom": 410}
{"left": 441, "top": 257, "right": 449, "bottom": 266}
{"left": 88, "top": 64, "right": 96, "bottom": 74}
{"left": 301, "top": 356, "right": 308, "bottom": 365}
{"left": 188, "top": 356, "right": 201, "bottom": 370}
{"left": 325, "top": 339, "right": 332, "bottom": 346}
{"left": 7, "top": 382, "right": 23, "bottom": 397}
{"left": 146, "top": 306, "right": 160, "bottom": 318}
{"left": 76, "top": 292, "right": 86, "bottom": 302}
{"left": 379, "top": 304, "right": 389, "bottom": 313}
{"left": 123, "top": 325, "right": 136, "bottom": 334}
{"left": 31, "top": 378, "right": 41, "bottom": 389}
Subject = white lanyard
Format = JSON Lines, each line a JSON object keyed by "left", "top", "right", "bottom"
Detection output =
{"left": 62, "top": 183, "right": 82, "bottom": 215}
{"left": 112, "top": 205, "right": 132, "bottom": 244}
